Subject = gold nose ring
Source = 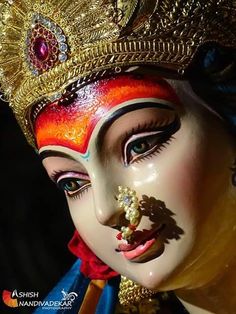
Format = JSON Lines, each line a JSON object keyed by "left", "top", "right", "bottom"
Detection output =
{"left": 116, "top": 186, "right": 140, "bottom": 241}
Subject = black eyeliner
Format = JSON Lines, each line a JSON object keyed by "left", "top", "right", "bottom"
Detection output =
{"left": 96, "top": 102, "right": 174, "bottom": 150}
{"left": 39, "top": 150, "right": 76, "bottom": 161}
{"left": 123, "top": 117, "right": 180, "bottom": 165}
{"left": 123, "top": 116, "right": 176, "bottom": 143}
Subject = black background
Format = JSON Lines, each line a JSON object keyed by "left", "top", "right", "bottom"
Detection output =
{"left": 0, "top": 100, "right": 75, "bottom": 313}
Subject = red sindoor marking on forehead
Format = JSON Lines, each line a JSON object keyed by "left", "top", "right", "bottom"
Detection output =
{"left": 35, "top": 74, "right": 180, "bottom": 153}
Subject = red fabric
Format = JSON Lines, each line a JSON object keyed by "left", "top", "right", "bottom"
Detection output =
{"left": 68, "top": 230, "right": 119, "bottom": 280}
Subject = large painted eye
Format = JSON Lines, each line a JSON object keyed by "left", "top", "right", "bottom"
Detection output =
{"left": 123, "top": 118, "right": 180, "bottom": 165}
{"left": 124, "top": 131, "right": 169, "bottom": 165}
{"left": 57, "top": 177, "right": 90, "bottom": 198}
{"left": 131, "top": 141, "right": 150, "bottom": 154}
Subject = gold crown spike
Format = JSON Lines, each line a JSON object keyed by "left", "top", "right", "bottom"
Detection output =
{"left": 0, "top": 0, "right": 236, "bottom": 147}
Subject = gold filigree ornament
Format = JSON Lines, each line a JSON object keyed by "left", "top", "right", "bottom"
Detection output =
{"left": 0, "top": 0, "right": 236, "bottom": 147}
{"left": 118, "top": 276, "right": 158, "bottom": 306}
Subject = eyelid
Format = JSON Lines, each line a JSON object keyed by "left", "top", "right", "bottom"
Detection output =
{"left": 122, "top": 115, "right": 177, "bottom": 144}
{"left": 123, "top": 130, "right": 165, "bottom": 165}
{"left": 123, "top": 115, "right": 179, "bottom": 144}
{"left": 56, "top": 173, "right": 91, "bottom": 199}
{"left": 51, "top": 171, "right": 89, "bottom": 183}
{"left": 124, "top": 129, "right": 163, "bottom": 158}
{"left": 123, "top": 117, "right": 180, "bottom": 165}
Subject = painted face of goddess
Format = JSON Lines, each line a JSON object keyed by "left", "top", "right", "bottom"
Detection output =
{"left": 36, "top": 72, "right": 236, "bottom": 290}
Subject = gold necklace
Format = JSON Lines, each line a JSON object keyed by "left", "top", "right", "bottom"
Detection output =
{"left": 118, "top": 276, "right": 158, "bottom": 305}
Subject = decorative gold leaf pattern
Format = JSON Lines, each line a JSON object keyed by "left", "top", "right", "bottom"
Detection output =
{"left": 0, "top": 0, "right": 235, "bottom": 146}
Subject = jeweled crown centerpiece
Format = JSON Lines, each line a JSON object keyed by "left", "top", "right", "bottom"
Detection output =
{"left": 27, "top": 13, "right": 68, "bottom": 76}
{"left": 0, "top": 0, "right": 235, "bottom": 147}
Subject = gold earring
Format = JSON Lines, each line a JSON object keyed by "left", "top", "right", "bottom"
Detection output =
{"left": 116, "top": 186, "right": 140, "bottom": 241}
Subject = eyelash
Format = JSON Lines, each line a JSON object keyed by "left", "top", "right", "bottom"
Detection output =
{"left": 123, "top": 118, "right": 169, "bottom": 140}
{"left": 122, "top": 117, "right": 179, "bottom": 165}
{"left": 128, "top": 136, "right": 174, "bottom": 165}
{"left": 51, "top": 171, "right": 91, "bottom": 200}
{"left": 67, "top": 184, "right": 90, "bottom": 200}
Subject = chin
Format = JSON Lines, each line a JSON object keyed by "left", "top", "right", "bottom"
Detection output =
{"left": 125, "top": 239, "right": 194, "bottom": 291}
{"left": 134, "top": 269, "right": 183, "bottom": 292}
{"left": 120, "top": 263, "right": 176, "bottom": 292}
{"left": 132, "top": 271, "right": 173, "bottom": 291}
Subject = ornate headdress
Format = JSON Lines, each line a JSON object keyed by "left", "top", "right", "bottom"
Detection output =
{"left": 0, "top": 0, "right": 235, "bottom": 146}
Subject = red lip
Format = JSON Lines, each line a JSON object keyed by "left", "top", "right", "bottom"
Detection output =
{"left": 117, "top": 224, "right": 164, "bottom": 252}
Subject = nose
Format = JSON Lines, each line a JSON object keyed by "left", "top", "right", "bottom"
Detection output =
{"left": 91, "top": 174, "right": 122, "bottom": 227}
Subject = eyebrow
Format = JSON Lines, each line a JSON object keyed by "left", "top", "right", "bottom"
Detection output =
{"left": 96, "top": 102, "right": 174, "bottom": 150}
{"left": 39, "top": 150, "right": 77, "bottom": 161}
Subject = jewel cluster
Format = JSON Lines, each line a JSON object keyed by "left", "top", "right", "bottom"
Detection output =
{"left": 26, "top": 13, "right": 68, "bottom": 76}
{"left": 117, "top": 186, "right": 140, "bottom": 241}
{"left": 118, "top": 276, "right": 157, "bottom": 306}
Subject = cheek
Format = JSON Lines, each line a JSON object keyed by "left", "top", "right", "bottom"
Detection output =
{"left": 158, "top": 127, "right": 205, "bottom": 222}
{"left": 118, "top": 114, "right": 232, "bottom": 233}
{"left": 67, "top": 190, "right": 114, "bottom": 256}
{"left": 68, "top": 190, "right": 96, "bottom": 234}
{"left": 123, "top": 122, "right": 205, "bottom": 226}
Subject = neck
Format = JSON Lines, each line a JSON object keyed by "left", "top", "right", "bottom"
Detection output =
{"left": 176, "top": 258, "right": 236, "bottom": 314}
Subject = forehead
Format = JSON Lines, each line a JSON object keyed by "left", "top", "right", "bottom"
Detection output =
{"left": 34, "top": 74, "right": 180, "bottom": 153}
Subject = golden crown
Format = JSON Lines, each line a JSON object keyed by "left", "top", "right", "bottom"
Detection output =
{"left": 0, "top": 0, "right": 235, "bottom": 146}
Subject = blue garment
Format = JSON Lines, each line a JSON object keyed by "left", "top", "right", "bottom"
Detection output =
{"left": 33, "top": 259, "right": 120, "bottom": 314}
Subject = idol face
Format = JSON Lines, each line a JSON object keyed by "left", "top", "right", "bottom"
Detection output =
{"left": 36, "top": 73, "right": 236, "bottom": 290}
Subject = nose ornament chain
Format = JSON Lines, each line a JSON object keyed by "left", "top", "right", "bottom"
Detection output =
{"left": 116, "top": 186, "right": 140, "bottom": 241}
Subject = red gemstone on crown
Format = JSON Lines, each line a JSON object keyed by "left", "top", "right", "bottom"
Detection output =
{"left": 33, "top": 37, "right": 49, "bottom": 61}
{"left": 26, "top": 14, "right": 68, "bottom": 75}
